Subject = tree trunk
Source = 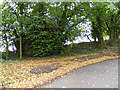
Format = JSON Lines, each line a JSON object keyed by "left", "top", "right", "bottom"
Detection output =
{"left": 109, "top": 29, "right": 115, "bottom": 45}
{"left": 109, "top": 15, "right": 115, "bottom": 46}
{"left": 87, "top": 34, "right": 92, "bottom": 42}
{"left": 97, "top": 16, "right": 105, "bottom": 49}
{"left": 98, "top": 31, "right": 105, "bottom": 48}
{"left": 6, "top": 41, "right": 9, "bottom": 60}
{"left": 20, "top": 34, "right": 22, "bottom": 59}
{"left": 5, "top": 34, "right": 9, "bottom": 60}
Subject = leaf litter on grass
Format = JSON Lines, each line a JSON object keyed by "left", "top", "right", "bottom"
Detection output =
{"left": 0, "top": 51, "right": 119, "bottom": 88}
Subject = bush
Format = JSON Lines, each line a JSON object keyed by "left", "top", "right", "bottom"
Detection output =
{"left": 22, "top": 15, "right": 68, "bottom": 57}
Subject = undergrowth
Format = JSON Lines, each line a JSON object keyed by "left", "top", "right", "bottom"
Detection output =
{"left": 1, "top": 41, "right": 119, "bottom": 62}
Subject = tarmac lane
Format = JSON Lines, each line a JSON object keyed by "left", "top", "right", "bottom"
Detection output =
{"left": 41, "top": 58, "right": 118, "bottom": 88}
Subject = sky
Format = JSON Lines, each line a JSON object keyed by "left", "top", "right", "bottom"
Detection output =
{"left": 0, "top": 0, "right": 3, "bottom": 4}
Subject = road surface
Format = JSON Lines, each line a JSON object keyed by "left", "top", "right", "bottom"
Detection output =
{"left": 41, "top": 58, "right": 118, "bottom": 88}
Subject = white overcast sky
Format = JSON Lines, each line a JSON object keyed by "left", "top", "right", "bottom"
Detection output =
{"left": 0, "top": 0, "right": 3, "bottom": 4}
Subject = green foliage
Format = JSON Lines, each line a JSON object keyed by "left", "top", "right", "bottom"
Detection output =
{"left": 2, "top": 52, "right": 19, "bottom": 60}
{"left": 87, "top": 2, "right": 120, "bottom": 47}
{"left": 18, "top": 2, "right": 89, "bottom": 57}
{"left": 1, "top": 2, "right": 119, "bottom": 58}
{"left": 2, "top": 52, "right": 6, "bottom": 60}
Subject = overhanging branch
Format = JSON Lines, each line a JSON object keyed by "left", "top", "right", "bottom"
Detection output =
{"left": 70, "top": 14, "right": 89, "bottom": 28}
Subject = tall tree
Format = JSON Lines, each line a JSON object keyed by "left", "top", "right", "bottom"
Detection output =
{"left": 104, "top": 2, "right": 120, "bottom": 45}
{"left": 87, "top": 2, "right": 107, "bottom": 48}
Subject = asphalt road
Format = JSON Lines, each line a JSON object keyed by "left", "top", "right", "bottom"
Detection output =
{"left": 41, "top": 58, "right": 118, "bottom": 88}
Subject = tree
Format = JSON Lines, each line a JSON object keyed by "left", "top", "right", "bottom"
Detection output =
{"left": 4, "top": 2, "right": 117, "bottom": 57}
{"left": 87, "top": 2, "right": 119, "bottom": 48}
{"left": 104, "top": 2, "right": 120, "bottom": 45}
{"left": 2, "top": 2, "right": 30, "bottom": 58}
{"left": 2, "top": 2, "right": 14, "bottom": 59}
{"left": 87, "top": 2, "right": 107, "bottom": 48}
{"left": 16, "top": 2, "right": 89, "bottom": 56}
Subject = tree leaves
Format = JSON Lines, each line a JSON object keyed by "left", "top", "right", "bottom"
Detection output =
{"left": 1, "top": 2, "right": 119, "bottom": 57}
{"left": 40, "top": 31, "right": 48, "bottom": 36}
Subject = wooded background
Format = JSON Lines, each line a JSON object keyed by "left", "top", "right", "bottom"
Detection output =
{"left": 1, "top": 2, "right": 120, "bottom": 59}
